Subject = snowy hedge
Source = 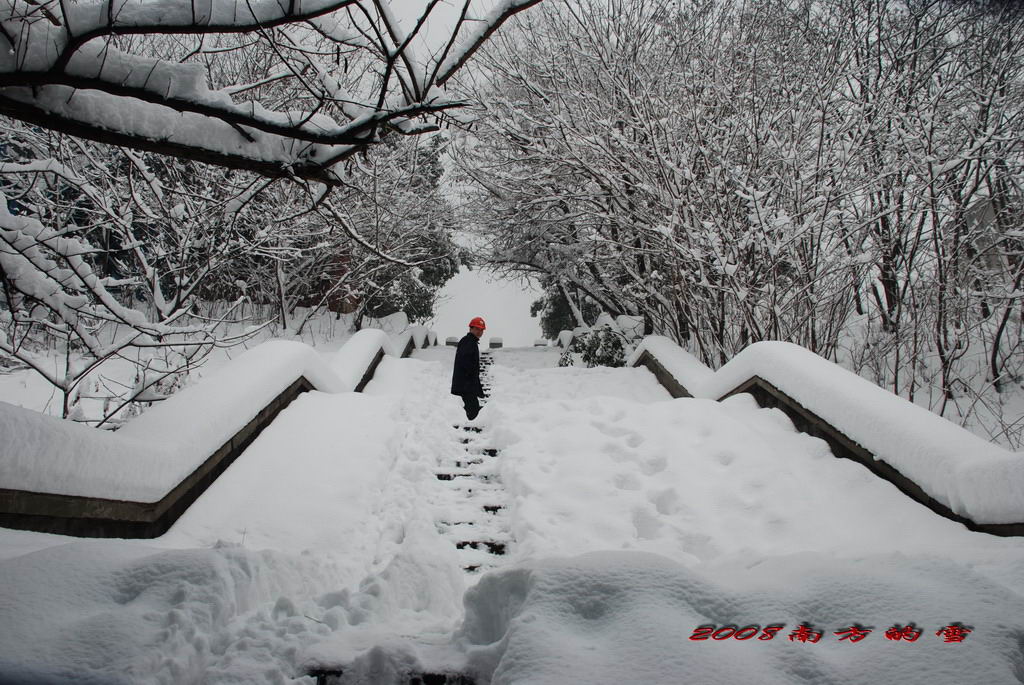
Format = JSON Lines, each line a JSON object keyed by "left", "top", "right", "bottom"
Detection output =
{"left": 628, "top": 337, "right": 1024, "bottom": 525}
{"left": 0, "top": 331, "right": 412, "bottom": 503}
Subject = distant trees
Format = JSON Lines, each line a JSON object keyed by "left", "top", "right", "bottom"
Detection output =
{"left": 529, "top": 279, "right": 600, "bottom": 340}
{"left": 455, "top": 0, "right": 1024, "bottom": 444}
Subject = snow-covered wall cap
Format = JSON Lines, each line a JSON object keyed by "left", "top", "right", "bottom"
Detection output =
{"left": 634, "top": 337, "right": 1024, "bottom": 524}
{"left": 409, "top": 325, "right": 429, "bottom": 348}
{"left": 329, "top": 328, "right": 395, "bottom": 391}
{"left": 391, "top": 330, "right": 413, "bottom": 357}
{"left": 0, "top": 400, "right": 175, "bottom": 502}
{"left": 1, "top": 335, "right": 398, "bottom": 504}
{"left": 627, "top": 336, "right": 715, "bottom": 393}
{"left": 391, "top": 325, "right": 430, "bottom": 357}
{"left": 116, "top": 341, "right": 346, "bottom": 492}
{"left": 701, "top": 341, "right": 1024, "bottom": 523}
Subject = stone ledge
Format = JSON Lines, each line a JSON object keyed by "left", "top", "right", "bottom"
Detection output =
{"left": 1, "top": 333, "right": 418, "bottom": 539}
{"left": 0, "top": 376, "right": 314, "bottom": 538}
{"left": 719, "top": 376, "right": 1024, "bottom": 538}
{"left": 633, "top": 346, "right": 1024, "bottom": 537}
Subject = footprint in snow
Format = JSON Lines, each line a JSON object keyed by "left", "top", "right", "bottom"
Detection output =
{"left": 715, "top": 450, "right": 736, "bottom": 466}
{"left": 639, "top": 454, "right": 667, "bottom": 476}
{"left": 600, "top": 441, "right": 630, "bottom": 462}
{"left": 614, "top": 472, "right": 643, "bottom": 491}
{"left": 650, "top": 488, "right": 680, "bottom": 515}
{"left": 593, "top": 421, "right": 631, "bottom": 438}
{"left": 632, "top": 507, "right": 662, "bottom": 540}
{"left": 625, "top": 433, "right": 645, "bottom": 448}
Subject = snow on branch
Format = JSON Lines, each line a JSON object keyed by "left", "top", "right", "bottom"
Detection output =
{"left": 0, "top": 0, "right": 545, "bottom": 183}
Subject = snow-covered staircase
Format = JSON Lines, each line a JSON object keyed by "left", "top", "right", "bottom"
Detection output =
{"left": 433, "top": 352, "right": 513, "bottom": 574}
{"left": 307, "top": 353, "right": 506, "bottom": 684}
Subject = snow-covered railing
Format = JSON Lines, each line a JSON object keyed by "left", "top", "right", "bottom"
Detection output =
{"left": 392, "top": 324, "right": 432, "bottom": 356}
{"left": 626, "top": 335, "right": 1024, "bottom": 532}
{"left": 629, "top": 336, "right": 1024, "bottom": 537}
{"left": 0, "top": 329, "right": 420, "bottom": 538}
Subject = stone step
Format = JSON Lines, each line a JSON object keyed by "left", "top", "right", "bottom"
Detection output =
{"left": 435, "top": 471, "right": 492, "bottom": 482}
{"left": 455, "top": 540, "right": 507, "bottom": 555}
{"left": 309, "top": 669, "right": 475, "bottom": 685}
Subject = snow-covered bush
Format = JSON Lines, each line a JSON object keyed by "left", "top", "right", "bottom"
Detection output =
{"left": 559, "top": 325, "right": 630, "bottom": 368}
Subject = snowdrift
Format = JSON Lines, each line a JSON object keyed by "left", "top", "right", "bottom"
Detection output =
{"left": 455, "top": 551, "right": 1024, "bottom": 685}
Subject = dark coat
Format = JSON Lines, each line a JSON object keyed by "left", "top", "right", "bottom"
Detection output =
{"left": 451, "top": 332, "right": 484, "bottom": 397}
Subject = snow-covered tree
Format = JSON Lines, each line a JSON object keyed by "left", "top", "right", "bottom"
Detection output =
{"left": 0, "top": 0, "right": 546, "bottom": 423}
{"left": 0, "top": 0, "right": 542, "bottom": 183}
{"left": 455, "top": 0, "right": 1024, "bottom": 444}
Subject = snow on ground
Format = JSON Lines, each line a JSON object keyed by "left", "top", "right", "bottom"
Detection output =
{"left": 487, "top": 362, "right": 1005, "bottom": 563}
{"left": 458, "top": 551, "right": 1024, "bottom": 685}
{"left": 2, "top": 344, "right": 1024, "bottom": 683}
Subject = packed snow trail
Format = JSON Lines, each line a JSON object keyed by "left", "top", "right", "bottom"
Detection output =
{"left": 431, "top": 352, "right": 515, "bottom": 574}
{"left": 2, "top": 346, "right": 1024, "bottom": 684}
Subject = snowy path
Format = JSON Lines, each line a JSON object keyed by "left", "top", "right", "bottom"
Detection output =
{"left": 2, "top": 346, "right": 1024, "bottom": 683}
{"left": 431, "top": 353, "right": 516, "bottom": 574}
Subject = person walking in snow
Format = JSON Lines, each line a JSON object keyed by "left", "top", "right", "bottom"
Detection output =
{"left": 452, "top": 317, "right": 486, "bottom": 421}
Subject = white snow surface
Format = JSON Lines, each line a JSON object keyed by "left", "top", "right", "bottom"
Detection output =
{"left": 629, "top": 337, "right": 1024, "bottom": 524}
{"left": 0, "top": 335, "right": 392, "bottom": 501}
{"left": 0, "top": 400, "right": 168, "bottom": 501}
{"left": 628, "top": 334, "right": 716, "bottom": 391}
{"left": 329, "top": 328, "right": 396, "bottom": 391}
{"left": 1, "top": 345, "right": 1023, "bottom": 683}
{"left": 458, "top": 551, "right": 1024, "bottom": 685}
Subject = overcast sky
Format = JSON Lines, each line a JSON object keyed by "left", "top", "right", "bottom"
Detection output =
{"left": 429, "top": 266, "right": 544, "bottom": 347}
{"left": 391, "top": 1, "right": 503, "bottom": 55}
